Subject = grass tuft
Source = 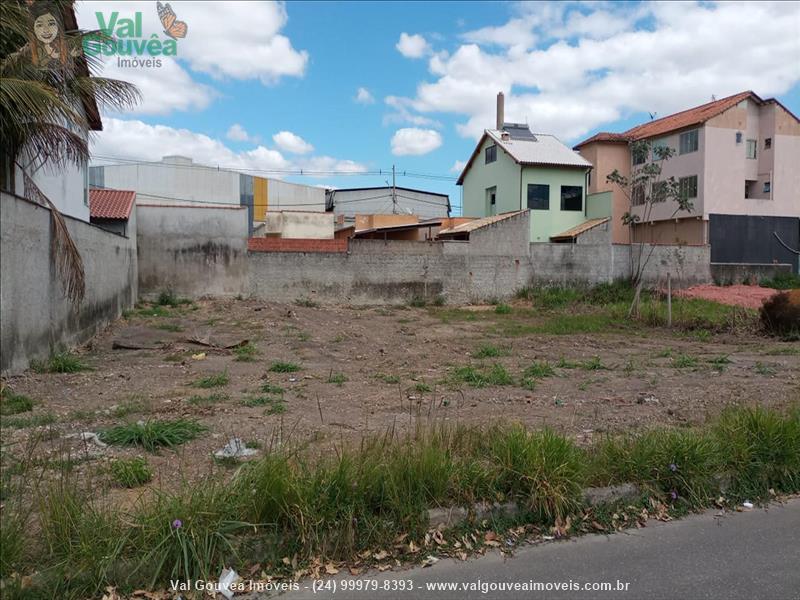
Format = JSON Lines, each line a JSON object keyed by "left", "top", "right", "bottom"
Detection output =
{"left": 268, "top": 361, "right": 301, "bottom": 373}
{"left": 494, "top": 303, "right": 512, "bottom": 315}
{"left": 110, "top": 457, "right": 153, "bottom": 487}
{"left": 671, "top": 353, "right": 698, "bottom": 369}
{"left": 327, "top": 372, "right": 347, "bottom": 386}
{"left": 233, "top": 342, "right": 259, "bottom": 362}
{"left": 99, "top": 419, "right": 206, "bottom": 452}
{"left": 32, "top": 351, "right": 90, "bottom": 374}
{"left": 188, "top": 392, "right": 229, "bottom": 406}
{"left": 523, "top": 361, "right": 555, "bottom": 379}
{"left": 193, "top": 370, "right": 230, "bottom": 388}
{"left": 450, "top": 364, "right": 514, "bottom": 388}
{"left": 472, "top": 344, "right": 509, "bottom": 359}
{"left": 1, "top": 387, "right": 34, "bottom": 415}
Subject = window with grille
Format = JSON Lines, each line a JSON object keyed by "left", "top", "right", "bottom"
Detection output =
{"left": 679, "top": 130, "right": 698, "bottom": 154}
{"left": 679, "top": 175, "right": 698, "bottom": 200}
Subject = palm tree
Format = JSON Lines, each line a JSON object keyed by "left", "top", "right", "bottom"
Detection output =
{"left": 1, "top": 0, "right": 140, "bottom": 303}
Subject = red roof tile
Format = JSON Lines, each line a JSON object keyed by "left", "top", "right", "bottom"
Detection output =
{"left": 89, "top": 188, "right": 136, "bottom": 220}
{"left": 623, "top": 91, "right": 757, "bottom": 140}
{"left": 573, "top": 131, "right": 630, "bottom": 148}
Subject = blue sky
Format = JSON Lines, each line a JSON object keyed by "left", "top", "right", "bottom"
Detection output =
{"left": 79, "top": 1, "right": 800, "bottom": 214}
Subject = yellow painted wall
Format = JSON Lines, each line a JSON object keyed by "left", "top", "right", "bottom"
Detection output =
{"left": 253, "top": 177, "right": 268, "bottom": 221}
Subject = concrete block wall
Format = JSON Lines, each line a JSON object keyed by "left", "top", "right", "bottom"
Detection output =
{"left": 1, "top": 193, "right": 137, "bottom": 374}
{"left": 137, "top": 204, "right": 249, "bottom": 299}
{"left": 615, "top": 244, "right": 712, "bottom": 288}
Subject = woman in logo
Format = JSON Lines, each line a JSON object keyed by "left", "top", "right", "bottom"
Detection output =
{"left": 29, "top": 1, "right": 73, "bottom": 66}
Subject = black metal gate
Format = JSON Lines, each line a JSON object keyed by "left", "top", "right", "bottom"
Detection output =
{"left": 709, "top": 214, "right": 799, "bottom": 271}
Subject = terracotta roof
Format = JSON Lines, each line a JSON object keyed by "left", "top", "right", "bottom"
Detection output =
{"left": 574, "top": 91, "right": 782, "bottom": 148}
{"left": 624, "top": 91, "right": 757, "bottom": 140}
{"left": 437, "top": 210, "right": 526, "bottom": 237}
{"left": 89, "top": 188, "right": 136, "bottom": 220}
{"left": 573, "top": 132, "right": 630, "bottom": 149}
{"left": 550, "top": 217, "right": 610, "bottom": 241}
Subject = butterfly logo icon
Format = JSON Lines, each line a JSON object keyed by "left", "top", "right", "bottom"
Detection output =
{"left": 156, "top": 2, "right": 187, "bottom": 39}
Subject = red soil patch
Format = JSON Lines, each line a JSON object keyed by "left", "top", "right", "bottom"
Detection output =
{"left": 676, "top": 284, "right": 778, "bottom": 309}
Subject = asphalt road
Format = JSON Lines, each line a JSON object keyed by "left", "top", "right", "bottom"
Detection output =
{"left": 266, "top": 500, "right": 800, "bottom": 600}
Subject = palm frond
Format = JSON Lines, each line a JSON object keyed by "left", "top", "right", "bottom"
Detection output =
{"left": 21, "top": 167, "right": 85, "bottom": 304}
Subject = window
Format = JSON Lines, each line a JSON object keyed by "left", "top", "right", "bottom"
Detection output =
{"left": 485, "top": 144, "right": 497, "bottom": 164}
{"left": 735, "top": 131, "right": 743, "bottom": 145}
{"left": 652, "top": 181, "right": 668, "bottom": 203}
{"left": 632, "top": 146, "right": 647, "bottom": 165}
{"left": 560, "top": 185, "right": 582, "bottom": 211}
{"left": 652, "top": 138, "right": 670, "bottom": 160}
{"left": 632, "top": 185, "right": 645, "bottom": 206}
{"left": 763, "top": 181, "right": 771, "bottom": 194}
{"left": 527, "top": 184, "right": 549, "bottom": 210}
{"left": 486, "top": 186, "right": 497, "bottom": 215}
{"left": 679, "top": 129, "right": 698, "bottom": 154}
{"left": 679, "top": 175, "right": 698, "bottom": 200}
{"left": 746, "top": 139, "right": 757, "bottom": 159}
{"left": 764, "top": 138, "right": 772, "bottom": 150}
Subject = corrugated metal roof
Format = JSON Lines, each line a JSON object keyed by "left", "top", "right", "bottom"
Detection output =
{"left": 487, "top": 130, "right": 592, "bottom": 168}
{"left": 437, "top": 210, "right": 526, "bottom": 237}
{"left": 89, "top": 188, "right": 136, "bottom": 220}
{"left": 550, "top": 217, "right": 610, "bottom": 241}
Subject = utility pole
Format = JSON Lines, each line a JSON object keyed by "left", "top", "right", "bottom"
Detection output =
{"left": 391, "top": 164, "right": 397, "bottom": 214}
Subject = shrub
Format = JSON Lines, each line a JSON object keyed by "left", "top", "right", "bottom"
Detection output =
{"left": 760, "top": 271, "right": 800, "bottom": 290}
{"left": 110, "top": 457, "right": 153, "bottom": 487}
{"left": 760, "top": 290, "right": 800, "bottom": 338}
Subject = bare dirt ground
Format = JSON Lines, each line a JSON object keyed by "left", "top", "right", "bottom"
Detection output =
{"left": 2, "top": 298, "right": 798, "bottom": 494}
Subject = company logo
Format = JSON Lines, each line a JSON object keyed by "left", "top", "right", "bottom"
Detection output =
{"left": 84, "top": 2, "right": 188, "bottom": 69}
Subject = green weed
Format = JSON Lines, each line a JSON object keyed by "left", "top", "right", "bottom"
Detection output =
{"left": 99, "top": 419, "right": 206, "bottom": 452}
{"left": 32, "top": 351, "right": 90, "bottom": 373}
{"left": 450, "top": 364, "right": 514, "bottom": 388}
{"left": 523, "top": 361, "right": 556, "bottom": 379}
{"left": 233, "top": 342, "right": 259, "bottom": 362}
{"left": 1, "top": 413, "right": 56, "bottom": 429}
{"left": 327, "top": 372, "right": 347, "bottom": 386}
{"left": 110, "top": 457, "right": 153, "bottom": 488}
{"left": 671, "top": 353, "right": 698, "bottom": 369}
{"left": 188, "top": 392, "right": 230, "bottom": 406}
{"left": 268, "top": 361, "right": 301, "bottom": 373}
{"left": 472, "top": 344, "right": 509, "bottom": 359}
{"left": 753, "top": 362, "right": 776, "bottom": 376}
{"left": 0, "top": 387, "right": 34, "bottom": 415}
{"left": 260, "top": 383, "right": 285, "bottom": 394}
{"left": 375, "top": 373, "right": 401, "bottom": 384}
{"left": 494, "top": 303, "right": 512, "bottom": 315}
{"left": 193, "top": 370, "right": 230, "bottom": 388}
{"left": 155, "top": 322, "right": 184, "bottom": 333}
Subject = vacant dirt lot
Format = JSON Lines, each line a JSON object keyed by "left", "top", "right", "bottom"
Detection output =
{"left": 2, "top": 298, "right": 798, "bottom": 492}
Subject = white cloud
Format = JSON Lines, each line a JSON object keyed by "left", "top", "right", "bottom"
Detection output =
{"left": 75, "top": 1, "right": 308, "bottom": 115}
{"left": 396, "top": 32, "right": 430, "bottom": 58}
{"left": 355, "top": 87, "right": 375, "bottom": 104}
{"left": 390, "top": 128, "right": 442, "bottom": 156}
{"left": 92, "top": 56, "right": 214, "bottom": 115}
{"left": 226, "top": 124, "right": 251, "bottom": 142}
{"left": 392, "top": 1, "right": 800, "bottom": 142}
{"left": 272, "top": 131, "right": 314, "bottom": 154}
{"left": 92, "top": 118, "right": 366, "bottom": 178}
{"left": 450, "top": 160, "right": 467, "bottom": 173}
{"left": 383, "top": 96, "right": 442, "bottom": 128}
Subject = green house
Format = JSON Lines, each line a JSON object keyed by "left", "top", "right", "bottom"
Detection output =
{"left": 457, "top": 124, "right": 597, "bottom": 242}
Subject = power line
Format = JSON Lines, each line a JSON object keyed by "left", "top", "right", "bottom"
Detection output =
{"left": 90, "top": 154, "right": 459, "bottom": 181}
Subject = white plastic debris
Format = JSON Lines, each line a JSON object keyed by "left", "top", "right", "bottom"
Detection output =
{"left": 66, "top": 432, "right": 107, "bottom": 448}
{"left": 214, "top": 438, "right": 258, "bottom": 459}
{"left": 742, "top": 501, "right": 754, "bottom": 509}
{"left": 421, "top": 555, "right": 439, "bottom": 568}
{"left": 218, "top": 567, "right": 240, "bottom": 599}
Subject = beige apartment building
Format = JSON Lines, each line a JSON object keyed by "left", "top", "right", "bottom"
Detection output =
{"left": 576, "top": 91, "right": 799, "bottom": 270}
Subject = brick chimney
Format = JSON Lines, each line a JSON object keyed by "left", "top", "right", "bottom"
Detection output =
{"left": 496, "top": 92, "right": 505, "bottom": 131}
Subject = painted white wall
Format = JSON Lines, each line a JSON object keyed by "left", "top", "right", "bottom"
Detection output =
{"left": 16, "top": 158, "right": 89, "bottom": 222}
{"left": 263, "top": 211, "right": 333, "bottom": 238}
{"left": 331, "top": 187, "right": 449, "bottom": 218}
{"left": 98, "top": 156, "right": 240, "bottom": 206}
{"left": 267, "top": 179, "right": 326, "bottom": 212}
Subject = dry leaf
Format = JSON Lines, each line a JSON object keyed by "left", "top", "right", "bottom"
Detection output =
{"left": 325, "top": 563, "right": 339, "bottom": 575}
{"left": 591, "top": 520, "right": 606, "bottom": 531}
{"left": 422, "top": 555, "right": 439, "bottom": 567}
{"left": 373, "top": 550, "right": 389, "bottom": 561}
{"left": 349, "top": 567, "right": 361, "bottom": 576}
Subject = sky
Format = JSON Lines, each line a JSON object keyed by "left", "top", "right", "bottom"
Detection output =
{"left": 77, "top": 1, "right": 800, "bottom": 214}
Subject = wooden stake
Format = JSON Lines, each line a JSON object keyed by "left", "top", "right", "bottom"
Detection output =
{"left": 667, "top": 272, "right": 672, "bottom": 328}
